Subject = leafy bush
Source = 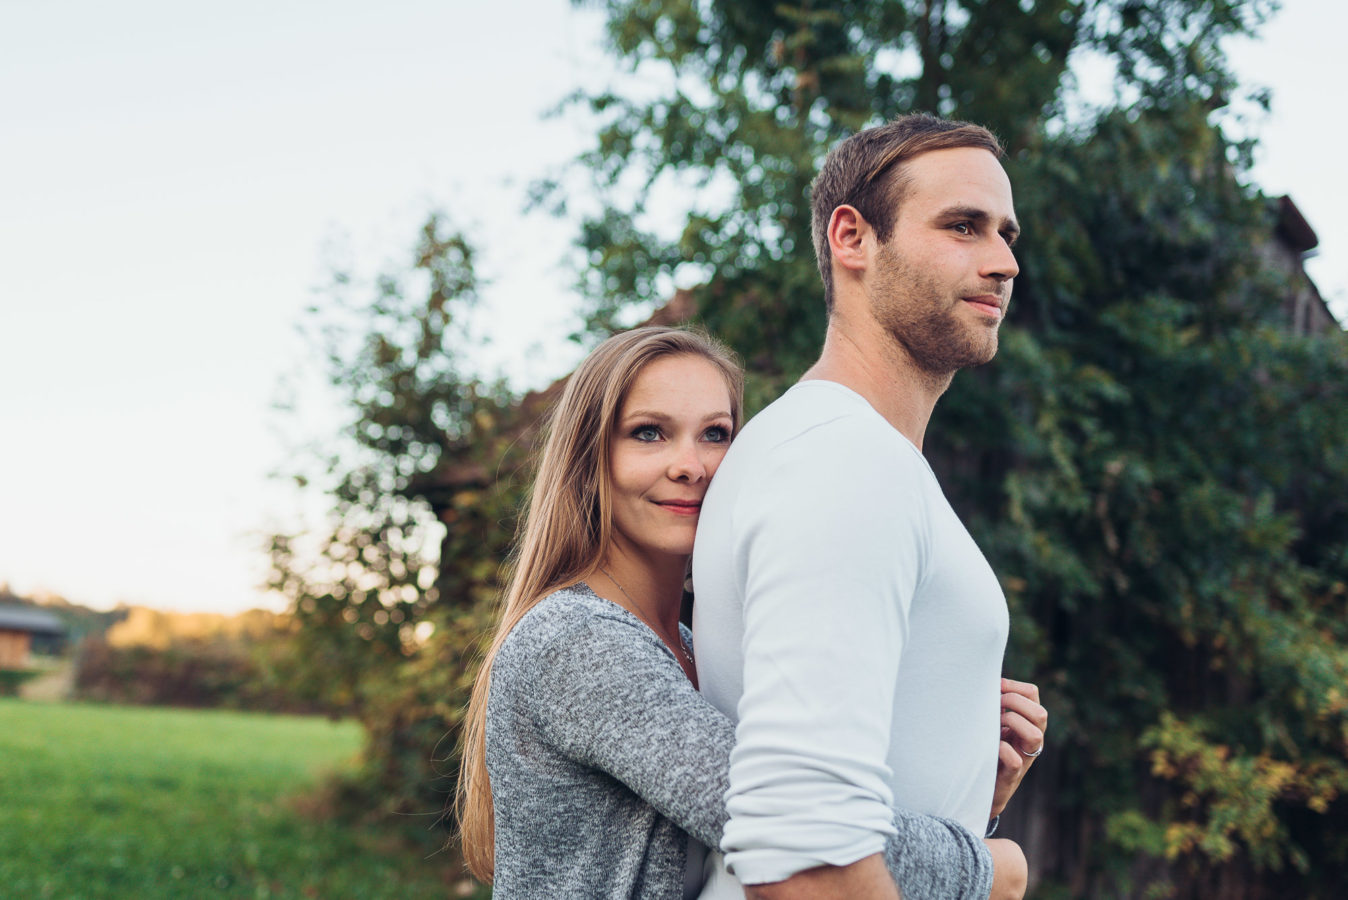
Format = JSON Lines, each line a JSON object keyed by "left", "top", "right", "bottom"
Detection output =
{"left": 0, "top": 669, "right": 39, "bottom": 697}
{"left": 73, "top": 629, "right": 330, "bottom": 714}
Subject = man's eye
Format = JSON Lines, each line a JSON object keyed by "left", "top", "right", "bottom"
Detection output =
{"left": 953, "top": 222, "right": 972, "bottom": 234}
{"left": 632, "top": 425, "right": 662, "bottom": 442}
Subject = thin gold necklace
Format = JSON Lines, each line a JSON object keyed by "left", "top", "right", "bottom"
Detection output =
{"left": 599, "top": 566, "right": 694, "bottom": 667}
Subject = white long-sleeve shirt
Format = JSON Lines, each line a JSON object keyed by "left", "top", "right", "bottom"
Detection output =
{"left": 692, "top": 380, "right": 1009, "bottom": 887}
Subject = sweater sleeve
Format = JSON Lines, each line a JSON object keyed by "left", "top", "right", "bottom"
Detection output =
{"left": 526, "top": 612, "right": 734, "bottom": 848}
{"left": 884, "top": 809, "right": 995, "bottom": 900}
{"left": 721, "top": 425, "right": 931, "bottom": 886}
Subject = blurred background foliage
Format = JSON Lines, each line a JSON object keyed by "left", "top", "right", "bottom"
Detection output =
{"left": 262, "top": 0, "right": 1348, "bottom": 896}
{"left": 72, "top": 606, "right": 327, "bottom": 713}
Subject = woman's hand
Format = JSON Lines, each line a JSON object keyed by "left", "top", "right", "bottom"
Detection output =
{"left": 991, "top": 677, "right": 1047, "bottom": 818}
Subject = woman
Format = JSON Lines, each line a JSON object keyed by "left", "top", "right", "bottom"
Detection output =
{"left": 457, "top": 326, "right": 1018, "bottom": 899}
{"left": 458, "top": 326, "right": 742, "bottom": 898}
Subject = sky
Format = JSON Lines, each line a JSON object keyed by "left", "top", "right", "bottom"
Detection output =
{"left": 2, "top": 1, "right": 1344, "bottom": 615}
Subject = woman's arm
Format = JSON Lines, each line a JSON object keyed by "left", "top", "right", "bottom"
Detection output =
{"left": 527, "top": 611, "right": 732, "bottom": 847}
{"left": 527, "top": 611, "right": 996, "bottom": 899}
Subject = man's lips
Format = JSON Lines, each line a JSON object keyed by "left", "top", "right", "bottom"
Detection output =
{"left": 963, "top": 294, "right": 1005, "bottom": 318}
{"left": 654, "top": 499, "right": 702, "bottom": 515}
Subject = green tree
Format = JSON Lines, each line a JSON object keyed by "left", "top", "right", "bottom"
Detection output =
{"left": 270, "top": 1, "right": 1347, "bottom": 894}
{"left": 943, "top": 106, "right": 1348, "bottom": 896}
{"left": 267, "top": 214, "right": 521, "bottom": 847}
{"left": 548, "top": 0, "right": 1347, "bottom": 895}
{"left": 551, "top": 0, "right": 1264, "bottom": 399}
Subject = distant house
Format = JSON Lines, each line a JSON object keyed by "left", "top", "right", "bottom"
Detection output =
{"left": 0, "top": 605, "right": 66, "bottom": 669}
{"left": 1269, "top": 195, "right": 1339, "bottom": 336}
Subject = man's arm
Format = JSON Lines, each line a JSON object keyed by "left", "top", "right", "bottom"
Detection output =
{"left": 746, "top": 853, "right": 899, "bottom": 900}
{"left": 721, "top": 424, "right": 925, "bottom": 887}
{"left": 745, "top": 829, "right": 1024, "bottom": 900}
{"left": 744, "top": 839, "right": 1025, "bottom": 900}
{"left": 983, "top": 839, "right": 1028, "bottom": 900}
{"left": 747, "top": 840, "right": 1026, "bottom": 900}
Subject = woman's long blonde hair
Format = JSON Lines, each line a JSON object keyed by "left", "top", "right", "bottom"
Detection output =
{"left": 456, "top": 326, "right": 743, "bottom": 881}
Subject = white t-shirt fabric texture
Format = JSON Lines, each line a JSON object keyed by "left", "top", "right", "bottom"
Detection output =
{"left": 692, "top": 379, "right": 1010, "bottom": 889}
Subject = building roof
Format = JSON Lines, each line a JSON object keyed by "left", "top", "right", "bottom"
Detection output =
{"left": 1276, "top": 195, "right": 1319, "bottom": 255}
{"left": 0, "top": 604, "right": 66, "bottom": 635}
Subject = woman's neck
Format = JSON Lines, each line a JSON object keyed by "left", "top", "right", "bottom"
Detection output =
{"left": 595, "top": 545, "right": 687, "bottom": 633}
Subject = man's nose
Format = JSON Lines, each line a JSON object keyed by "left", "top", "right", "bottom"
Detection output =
{"left": 982, "top": 238, "right": 1019, "bottom": 282}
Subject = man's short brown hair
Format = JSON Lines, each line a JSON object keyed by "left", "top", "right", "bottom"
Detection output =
{"left": 810, "top": 113, "right": 1004, "bottom": 313}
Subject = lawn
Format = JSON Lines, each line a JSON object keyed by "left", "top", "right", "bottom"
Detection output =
{"left": 0, "top": 699, "right": 481, "bottom": 899}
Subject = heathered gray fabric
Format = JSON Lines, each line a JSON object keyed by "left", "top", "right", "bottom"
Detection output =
{"left": 486, "top": 584, "right": 995, "bottom": 899}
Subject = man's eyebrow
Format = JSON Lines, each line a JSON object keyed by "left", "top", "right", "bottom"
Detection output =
{"left": 936, "top": 204, "right": 1021, "bottom": 240}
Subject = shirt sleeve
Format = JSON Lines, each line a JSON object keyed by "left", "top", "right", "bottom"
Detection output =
{"left": 721, "top": 426, "right": 930, "bottom": 885}
{"left": 525, "top": 612, "right": 735, "bottom": 848}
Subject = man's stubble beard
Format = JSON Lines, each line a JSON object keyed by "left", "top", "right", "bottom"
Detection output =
{"left": 868, "top": 242, "right": 1002, "bottom": 377}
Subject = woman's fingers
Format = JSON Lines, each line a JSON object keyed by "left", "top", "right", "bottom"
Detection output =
{"left": 1000, "top": 686, "right": 1047, "bottom": 728}
{"left": 998, "top": 737, "right": 1023, "bottom": 771}
{"left": 1000, "top": 676, "right": 1040, "bottom": 703}
{"left": 1000, "top": 679, "right": 1047, "bottom": 755}
{"left": 1000, "top": 709, "right": 1044, "bottom": 755}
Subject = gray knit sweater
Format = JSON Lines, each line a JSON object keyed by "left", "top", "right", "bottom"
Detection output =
{"left": 485, "top": 584, "right": 994, "bottom": 899}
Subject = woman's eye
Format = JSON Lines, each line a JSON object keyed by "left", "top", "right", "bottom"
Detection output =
{"left": 632, "top": 425, "right": 662, "bottom": 442}
{"left": 703, "top": 425, "right": 731, "bottom": 443}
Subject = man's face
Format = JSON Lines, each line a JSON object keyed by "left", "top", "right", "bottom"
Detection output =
{"left": 866, "top": 146, "right": 1019, "bottom": 375}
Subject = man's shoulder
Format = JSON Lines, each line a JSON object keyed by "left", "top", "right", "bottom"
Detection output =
{"left": 724, "top": 381, "right": 918, "bottom": 476}
{"left": 738, "top": 382, "right": 889, "bottom": 445}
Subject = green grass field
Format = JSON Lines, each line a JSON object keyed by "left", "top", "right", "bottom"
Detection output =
{"left": 0, "top": 699, "right": 480, "bottom": 899}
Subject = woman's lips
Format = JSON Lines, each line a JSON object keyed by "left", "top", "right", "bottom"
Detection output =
{"left": 655, "top": 500, "right": 702, "bottom": 516}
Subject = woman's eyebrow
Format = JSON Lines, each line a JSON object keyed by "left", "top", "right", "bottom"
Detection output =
{"left": 622, "top": 409, "right": 733, "bottom": 421}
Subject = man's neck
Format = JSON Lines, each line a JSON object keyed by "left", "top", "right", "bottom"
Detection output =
{"left": 800, "top": 313, "right": 952, "bottom": 451}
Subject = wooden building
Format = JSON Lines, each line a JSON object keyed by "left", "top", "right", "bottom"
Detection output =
{"left": 0, "top": 604, "right": 66, "bottom": 669}
{"left": 1268, "top": 195, "right": 1338, "bottom": 336}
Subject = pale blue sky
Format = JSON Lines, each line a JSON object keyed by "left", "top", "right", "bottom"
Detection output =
{"left": 2, "top": 1, "right": 1343, "bottom": 614}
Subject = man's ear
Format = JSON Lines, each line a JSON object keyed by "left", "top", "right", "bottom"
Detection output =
{"left": 827, "top": 204, "right": 870, "bottom": 274}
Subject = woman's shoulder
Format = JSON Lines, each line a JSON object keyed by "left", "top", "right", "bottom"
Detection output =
{"left": 497, "top": 583, "right": 638, "bottom": 664}
{"left": 490, "top": 583, "right": 680, "bottom": 720}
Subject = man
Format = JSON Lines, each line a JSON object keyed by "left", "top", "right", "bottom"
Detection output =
{"left": 693, "top": 114, "right": 1047, "bottom": 899}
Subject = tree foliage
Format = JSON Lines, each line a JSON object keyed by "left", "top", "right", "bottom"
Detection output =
{"left": 268, "top": 215, "right": 522, "bottom": 843}
{"left": 946, "top": 107, "right": 1348, "bottom": 895}
{"left": 548, "top": 0, "right": 1346, "bottom": 894}
{"left": 552, "top": 0, "right": 1269, "bottom": 399}
{"left": 272, "top": 0, "right": 1348, "bottom": 893}
{"left": 71, "top": 607, "right": 303, "bottom": 711}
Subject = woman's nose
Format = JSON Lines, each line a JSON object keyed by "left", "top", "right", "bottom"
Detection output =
{"left": 667, "top": 440, "right": 707, "bottom": 482}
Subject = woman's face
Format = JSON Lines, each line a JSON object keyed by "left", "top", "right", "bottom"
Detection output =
{"left": 607, "top": 354, "right": 735, "bottom": 562}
